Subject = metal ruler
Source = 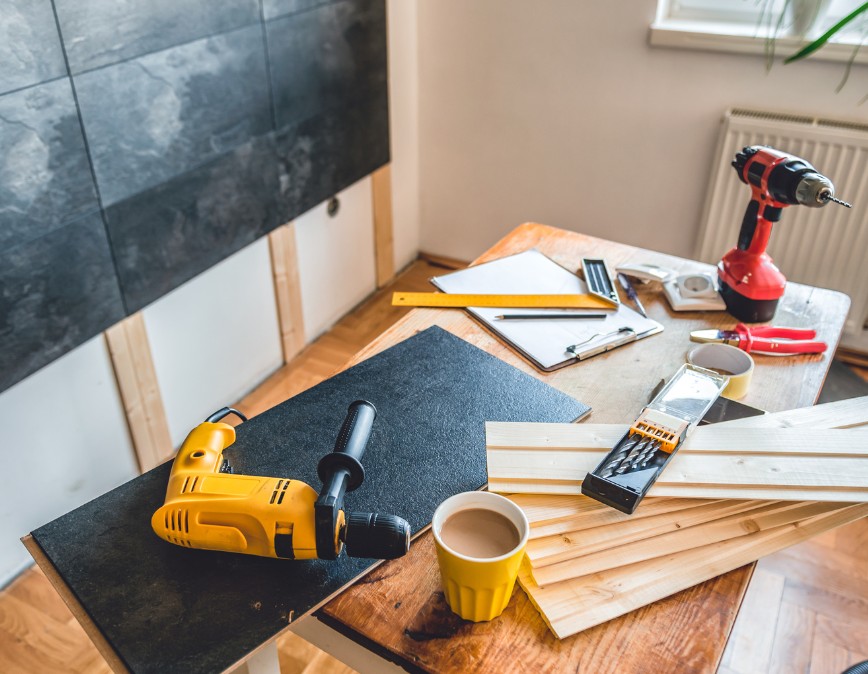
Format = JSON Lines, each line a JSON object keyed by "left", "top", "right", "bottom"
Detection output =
{"left": 391, "top": 292, "right": 614, "bottom": 309}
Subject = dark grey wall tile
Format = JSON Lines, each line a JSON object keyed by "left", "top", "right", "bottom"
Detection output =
{"left": 75, "top": 25, "right": 271, "bottom": 207}
{"left": 262, "top": 0, "right": 333, "bottom": 21}
{"left": 105, "top": 136, "right": 284, "bottom": 313}
{"left": 0, "top": 0, "right": 66, "bottom": 95}
{"left": 53, "top": 0, "right": 261, "bottom": 74}
{"left": 275, "top": 91, "right": 389, "bottom": 220}
{"left": 0, "top": 211, "right": 125, "bottom": 392}
{"left": 0, "top": 78, "right": 99, "bottom": 250}
{"left": 267, "top": 0, "right": 387, "bottom": 129}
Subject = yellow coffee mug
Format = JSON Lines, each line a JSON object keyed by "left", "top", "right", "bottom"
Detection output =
{"left": 431, "top": 491, "right": 529, "bottom": 622}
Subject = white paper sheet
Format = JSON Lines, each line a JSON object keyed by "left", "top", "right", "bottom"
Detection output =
{"left": 431, "top": 249, "right": 663, "bottom": 371}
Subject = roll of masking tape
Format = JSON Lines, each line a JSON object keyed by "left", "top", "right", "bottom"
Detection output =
{"left": 687, "top": 343, "right": 754, "bottom": 400}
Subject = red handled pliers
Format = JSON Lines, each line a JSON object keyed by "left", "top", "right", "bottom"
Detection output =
{"left": 690, "top": 323, "right": 827, "bottom": 355}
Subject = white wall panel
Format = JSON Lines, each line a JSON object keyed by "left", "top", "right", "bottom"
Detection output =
{"left": 416, "top": 0, "right": 868, "bottom": 261}
{"left": 144, "top": 238, "right": 283, "bottom": 447}
{"left": 295, "top": 178, "right": 377, "bottom": 341}
{"left": 0, "top": 336, "right": 138, "bottom": 587}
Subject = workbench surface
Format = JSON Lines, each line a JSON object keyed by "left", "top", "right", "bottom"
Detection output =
{"left": 318, "top": 222, "right": 850, "bottom": 674}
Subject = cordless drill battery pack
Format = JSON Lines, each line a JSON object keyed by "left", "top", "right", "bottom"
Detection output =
{"left": 582, "top": 364, "right": 728, "bottom": 514}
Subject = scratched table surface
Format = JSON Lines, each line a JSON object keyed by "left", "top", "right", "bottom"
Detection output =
{"left": 318, "top": 222, "right": 850, "bottom": 674}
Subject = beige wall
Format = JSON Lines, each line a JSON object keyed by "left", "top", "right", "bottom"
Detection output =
{"left": 415, "top": 0, "right": 867, "bottom": 261}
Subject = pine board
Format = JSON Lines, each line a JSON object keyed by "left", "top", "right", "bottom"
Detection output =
{"left": 530, "top": 501, "right": 846, "bottom": 585}
{"left": 526, "top": 499, "right": 751, "bottom": 565}
{"left": 514, "top": 496, "right": 716, "bottom": 539}
{"left": 518, "top": 503, "right": 868, "bottom": 639}
{"left": 487, "top": 428, "right": 868, "bottom": 497}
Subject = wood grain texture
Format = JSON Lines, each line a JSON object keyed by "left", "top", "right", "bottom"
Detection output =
{"left": 104, "top": 313, "right": 173, "bottom": 472}
{"left": 321, "top": 223, "right": 850, "bottom": 672}
{"left": 519, "top": 503, "right": 868, "bottom": 639}
{"left": 371, "top": 164, "right": 395, "bottom": 288}
{"left": 525, "top": 499, "right": 749, "bottom": 566}
{"left": 21, "top": 537, "right": 127, "bottom": 674}
{"left": 486, "top": 426, "right": 868, "bottom": 497}
{"left": 321, "top": 531, "right": 755, "bottom": 674}
{"left": 530, "top": 501, "right": 847, "bottom": 585}
{"left": 268, "top": 223, "right": 307, "bottom": 363}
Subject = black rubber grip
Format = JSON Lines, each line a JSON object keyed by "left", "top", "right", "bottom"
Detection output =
{"left": 317, "top": 400, "right": 376, "bottom": 491}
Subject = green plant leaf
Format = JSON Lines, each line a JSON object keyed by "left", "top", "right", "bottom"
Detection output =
{"left": 785, "top": 1, "right": 868, "bottom": 63}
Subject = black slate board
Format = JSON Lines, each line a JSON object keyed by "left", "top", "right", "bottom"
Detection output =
{"left": 31, "top": 327, "right": 588, "bottom": 673}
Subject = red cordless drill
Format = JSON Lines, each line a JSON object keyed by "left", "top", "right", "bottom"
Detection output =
{"left": 718, "top": 146, "right": 851, "bottom": 323}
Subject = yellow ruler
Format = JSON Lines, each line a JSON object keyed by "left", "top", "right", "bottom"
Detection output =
{"left": 391, "top": 292, "right": 615, "bottom": 309}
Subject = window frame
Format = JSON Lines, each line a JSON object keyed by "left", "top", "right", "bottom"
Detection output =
{"left": 650, "top": 0, "right": 868, "bottom": 65}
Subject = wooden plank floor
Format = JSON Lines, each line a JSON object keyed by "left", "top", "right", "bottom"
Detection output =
{"left": 2, "top": 257, "right": 867, "bottom": 674}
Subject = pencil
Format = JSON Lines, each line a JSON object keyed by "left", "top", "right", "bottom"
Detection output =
{"left": 494, "top": 313, "right": 608, "bottom": 320}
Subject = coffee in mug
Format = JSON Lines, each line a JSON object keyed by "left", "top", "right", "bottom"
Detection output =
{"left": 439, "top": 508, "right": 520, "bottom": 559}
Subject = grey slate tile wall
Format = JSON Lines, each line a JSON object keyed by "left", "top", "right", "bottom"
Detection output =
{"left": 0, "top": 0, "right": 389, "bottom": 393}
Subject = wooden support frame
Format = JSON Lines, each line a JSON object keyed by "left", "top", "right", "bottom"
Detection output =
{"left": 268, "top": 222, "right": 307, "bottom": 363}
{"left": 371, "top": 164, "right": 395, "bottom": 288}
{"left": 104, "top": 313, "right": 173, "bottom": 473}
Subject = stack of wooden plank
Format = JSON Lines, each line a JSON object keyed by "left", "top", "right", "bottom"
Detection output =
{"left": 484, "top": 396, "right": 868, "bottom": 639}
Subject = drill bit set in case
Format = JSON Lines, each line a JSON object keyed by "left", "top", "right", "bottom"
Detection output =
{"left": 580, "top": 364, "right": 728, "bottom": 514}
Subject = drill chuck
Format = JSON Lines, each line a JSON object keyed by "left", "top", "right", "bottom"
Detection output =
{"left": 795, "top": 173, "right": 836, "bottom": 207}
{"left": 343, "top": 512, "right": 411, "bottom": 559}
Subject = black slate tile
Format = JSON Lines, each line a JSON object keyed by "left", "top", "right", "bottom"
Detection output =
{"left": 75, "top": 25, "right": 272, "bottom": 207}
{"left": 274, "top": 88, "right": 389, "bottom": 221}
{"left": 0, "top": 210, "right": 125, "bottom": 392}
{"left": 266, "top": 0, "right": 387, "bottom": 129}
{"left": 0, "top": 0, "right": 66, "bottom": 95}
{"left": 262, "top": 0, "right": 334, "bottom": 21}
{"left": 53, "top": 0, "right": 261, "bottom": 74}
{"left": 0, "top": 78, "right": 100, "bottom": 251}
{"left": 105, "top": 135, "right": 284, "bottom": 313}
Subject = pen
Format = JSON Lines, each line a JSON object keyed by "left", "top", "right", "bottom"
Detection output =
{"left": 617, "top": 273, "right": 648, "bottom": 318}
{"left": 494, "top": 313, "right": 608, "bottom": 320}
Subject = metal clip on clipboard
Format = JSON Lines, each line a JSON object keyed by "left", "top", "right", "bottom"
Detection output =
{"left": 566, "top": 327, "right": 637, "bottom": 361}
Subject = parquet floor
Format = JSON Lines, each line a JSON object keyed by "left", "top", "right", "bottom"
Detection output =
{"left": 2, "top": 257, "right": 866, "bottom": 674}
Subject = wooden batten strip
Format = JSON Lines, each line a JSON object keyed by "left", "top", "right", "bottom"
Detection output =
{"left": 713, "top": 395, "right": 868, "bottom": 430}
{"left": 518, "top": 503, "right": 868, "bottom": 639}
{"left": 530, "top": 501, "right": 843, "bottom": 586}
{"left": 371, "top": 164, "right": 395, "bottom": 288}
{"left": 526, "top": 498, "right": 719, "bottom": 539}
{"left": 526, "top": 499, "right": 741, "bottom": 566}
{"left": 487, "top": 423, "right": 868, "bottom": 457}
{"left": 649, "top": 483, "right": 868, "bottom": 502}
{"left": 268, "top": 223, "right": 306, "bottom": 363}
{"left": 487, "top": 429, "right": 868, "bottom": 496}
{"left": 105, "top": 313, "right": 173, "bottom": 473}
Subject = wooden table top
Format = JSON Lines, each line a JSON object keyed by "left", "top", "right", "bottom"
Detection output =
{"left": 318, "top": 222, "right": 850, "bottom": 674}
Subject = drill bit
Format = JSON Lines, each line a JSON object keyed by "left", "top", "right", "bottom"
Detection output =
{"left": 822, "top": 194, "right": 852, "bottom": 208}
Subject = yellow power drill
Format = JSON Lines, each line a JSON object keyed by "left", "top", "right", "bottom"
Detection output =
{"left": 152, "top": 400, "right": 410, "bottom": 561}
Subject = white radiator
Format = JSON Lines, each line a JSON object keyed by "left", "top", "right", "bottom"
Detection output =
{"left": 695, "top": 108, "right": 868, "bottom": 352}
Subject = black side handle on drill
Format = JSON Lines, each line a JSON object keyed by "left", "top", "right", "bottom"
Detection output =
{"left": 314, "top": 401, "right": 410, "bottom": 560}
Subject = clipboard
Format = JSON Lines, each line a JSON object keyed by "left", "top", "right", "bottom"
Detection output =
{"left": 431, "top": 249, "right": 663, "bottom": 371}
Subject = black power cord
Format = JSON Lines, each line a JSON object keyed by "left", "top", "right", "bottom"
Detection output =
{"left": 205, "top": 407, "right": 248, "bottom": 424}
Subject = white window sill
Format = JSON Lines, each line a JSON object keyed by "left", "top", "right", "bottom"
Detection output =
{"left": 650, "top": 20, "right": 868, "bottom": 65}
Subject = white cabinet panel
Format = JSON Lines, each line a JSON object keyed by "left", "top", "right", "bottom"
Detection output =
{"left": 0, "top": 336, "right": 137, "bottom": 586}
{"left": 143, "top": 238, "right": 282, "bottom": 447}
{"left": 295, "top": 177, "right": 376, "bottom": 341}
